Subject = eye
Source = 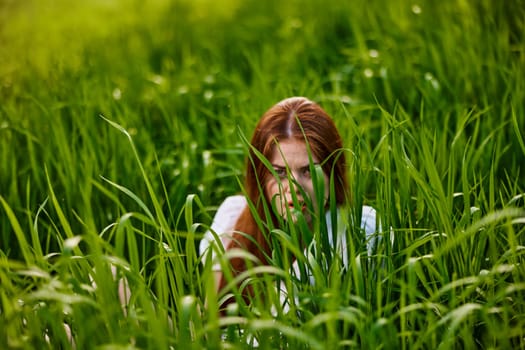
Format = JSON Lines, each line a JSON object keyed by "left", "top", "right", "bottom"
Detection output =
{"left": 274, "top": 167, "right": 287, "bottom": 178}
{"left": 301, "top": 167, "right": 311, "bottom": 178}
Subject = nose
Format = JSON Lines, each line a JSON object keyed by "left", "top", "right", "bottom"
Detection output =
{"left": 282, "top": 174, "right": 304, "bottom": 199}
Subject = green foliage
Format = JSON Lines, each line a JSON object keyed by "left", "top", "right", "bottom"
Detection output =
{"left": 1, "top": 0, "right": 524, "bottom": 348}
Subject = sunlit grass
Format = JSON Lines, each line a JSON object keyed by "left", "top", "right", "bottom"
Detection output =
{"left": 1, "top": 0, "right": 524, "bottom": 348}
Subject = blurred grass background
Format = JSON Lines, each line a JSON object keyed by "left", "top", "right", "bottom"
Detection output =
{"left": 2, "top": 0, "right": 522, "bottom": 241}
{"left": 1, "top": 0, "right": 524, "bottom": 348}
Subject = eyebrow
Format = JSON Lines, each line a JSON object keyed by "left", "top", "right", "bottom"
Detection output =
{"left": 270, "top": 163, "right": 320, "bottom": 169}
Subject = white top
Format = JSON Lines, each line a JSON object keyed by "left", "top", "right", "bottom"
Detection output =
{"left": 199, "top": 195, "right": 379, "bottom": 271}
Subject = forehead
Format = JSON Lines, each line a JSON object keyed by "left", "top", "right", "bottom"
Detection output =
{"left": 269, "top": 139, "right": 319, "bottom": 166}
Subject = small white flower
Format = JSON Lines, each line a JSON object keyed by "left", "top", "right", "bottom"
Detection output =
{"left": 112, "top": 88, "right": 122, "bottom": 100}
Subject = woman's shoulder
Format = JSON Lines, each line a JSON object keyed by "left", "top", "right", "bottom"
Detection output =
{"left": 360, "top": 205, "right": 377, "bottom": 236}
{"left": 327, "top": 205, "right": 378, "bottom": 235}
{"left": 211, "top": 195, "right": 247, "bottom": 233}
{"left": 361, "top": 205, "right": 376, "bottom": 218}
{"left": 199, "top": 195, "right": 247, "bottom": 257}
{"left": 218, "top": 194, "right": 247, "bottom": 209}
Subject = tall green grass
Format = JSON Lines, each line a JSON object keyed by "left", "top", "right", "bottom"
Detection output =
{"left": 1, "top": 0, "right": 524, "bottom": 348}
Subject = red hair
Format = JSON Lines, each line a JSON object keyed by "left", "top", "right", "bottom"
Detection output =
{"left": 219, "top": 97, "right": 349, "bottom": 303}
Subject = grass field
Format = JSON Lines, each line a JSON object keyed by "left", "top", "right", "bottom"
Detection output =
{"left": 1, "top": 0, "right": 524, "bottom": 348}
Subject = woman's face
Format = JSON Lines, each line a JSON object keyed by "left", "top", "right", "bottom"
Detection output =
{"left": 264, "top": 138, "right": 329, "bottom": 222}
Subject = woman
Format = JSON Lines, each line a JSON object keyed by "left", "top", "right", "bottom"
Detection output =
{"left": 200, "top": 97, "right": 378, "bottom": 309}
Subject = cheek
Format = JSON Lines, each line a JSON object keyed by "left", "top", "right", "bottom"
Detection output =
{"left": 305, "top": 174, "right": 330, "bottom": 204}
{"left": 265, "top": 179, "right": 280, "bottom": 200}
{"left": 302, "top": 180, "right": 316, "bottom": 199}
{"left": 265, "top": 180, "right": 287, "bottom": 216}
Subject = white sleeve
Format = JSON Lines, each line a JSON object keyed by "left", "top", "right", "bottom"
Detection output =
{"left": 361, "top": 205, "right": 379, "bottom": 255}
{"left": 326, "top": 206, "right": 380, "bottom": 268}
{"left": 199, "top": 195, "right": 247, "bottom": 270}
{"left": 361, "top": 205, "right": 377, "bottom": 236}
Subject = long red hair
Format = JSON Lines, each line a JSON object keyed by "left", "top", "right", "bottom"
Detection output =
{"left": 219, "top": 97, "right": 349, "bottom": 302}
